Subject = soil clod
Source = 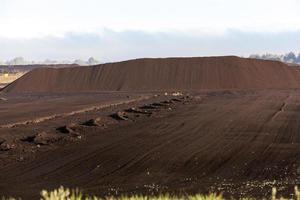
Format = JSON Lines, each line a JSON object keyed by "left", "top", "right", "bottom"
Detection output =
{"left": 111, "top": 111, "right": 129, "bottom": 121}
{"left": 82, "top": 117, "right": 102, "bottom": 126}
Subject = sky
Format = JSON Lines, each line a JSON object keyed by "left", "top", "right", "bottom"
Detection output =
{"left": 1, "top": 0, "right": 300, "bottom": 62}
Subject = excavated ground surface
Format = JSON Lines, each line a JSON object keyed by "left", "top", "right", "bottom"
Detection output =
{"left": 0, "top": 90, "right": 300, "bottom": 199}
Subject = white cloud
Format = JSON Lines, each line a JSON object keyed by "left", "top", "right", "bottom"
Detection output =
{"left": 1, "top": 0, "right": 300, "bottom": 39}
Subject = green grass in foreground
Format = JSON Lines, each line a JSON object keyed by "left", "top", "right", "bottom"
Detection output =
{"left": 2, "top": 186, "right": 300, "bottom": 200}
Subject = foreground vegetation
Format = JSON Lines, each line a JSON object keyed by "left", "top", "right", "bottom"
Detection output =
{"left": 2, "top": 186, "right": 300, "bottom": 200}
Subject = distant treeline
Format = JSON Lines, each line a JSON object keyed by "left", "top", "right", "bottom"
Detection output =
{"left": 0, "top": 64, "right": 78, "bottom": 74}
{"left": 249, "top": 52, "right": 300, "bottom": 64}
{"left": 0, "top": 57, "right": 99, "bottom": 66}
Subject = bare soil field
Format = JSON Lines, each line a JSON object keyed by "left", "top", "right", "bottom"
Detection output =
{"left": 2, "top": 57, "right": 300, "bottom": 199}
{"left": 0, "top": 89, "right": 300, "bottom": 199}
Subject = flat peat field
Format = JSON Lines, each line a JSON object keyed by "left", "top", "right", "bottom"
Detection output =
{"left": 1, "top": 90, "right": 300, "bottom": 199}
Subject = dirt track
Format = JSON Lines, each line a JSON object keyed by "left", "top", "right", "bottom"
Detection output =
{"left": 1, "top": 90, "right": 300, "bottom": 199}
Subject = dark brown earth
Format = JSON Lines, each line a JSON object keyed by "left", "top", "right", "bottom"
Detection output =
{"left": 1, "top": 57, "right": 300, "bottom": 199}
{"left": 0, "top": 90, "right": 300, "bottom": 199}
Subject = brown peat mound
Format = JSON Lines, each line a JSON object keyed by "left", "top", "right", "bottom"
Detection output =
{"left": 3, "top": 56, "right": 300, "bottom": 93}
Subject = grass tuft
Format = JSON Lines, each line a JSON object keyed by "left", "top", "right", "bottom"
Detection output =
{"left": 2, "top": 186, "right": 300, "bottom": 200}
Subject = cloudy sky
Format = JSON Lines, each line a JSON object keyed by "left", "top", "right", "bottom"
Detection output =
{"left": 1, "top": 0, "right": 300, "bottom": 62}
